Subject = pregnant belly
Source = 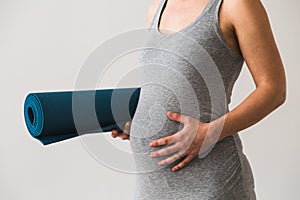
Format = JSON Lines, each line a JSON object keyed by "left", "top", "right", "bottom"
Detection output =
{"left": 129, "top": 62, "right": 222, "bottom": 172}
{"left": 129, "top": 84, "right": 199, "bottom": 173}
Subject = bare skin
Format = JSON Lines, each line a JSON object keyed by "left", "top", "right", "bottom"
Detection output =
{"left": 111, "top": 121, "right": 131, "bottom": 140}
{"left": 112, "top": 0, "right": 286, "bottom": 172}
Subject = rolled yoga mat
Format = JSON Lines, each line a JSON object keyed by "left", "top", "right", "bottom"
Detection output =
{"left": 24, "top": 87, "right": 141, "bottom": 145}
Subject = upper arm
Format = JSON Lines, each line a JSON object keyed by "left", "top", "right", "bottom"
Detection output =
{"left": 227, "top": 0, "right": 286, "bottom": 92}
{"left": 148, "top": 0, "right": 160, "bottom": 27}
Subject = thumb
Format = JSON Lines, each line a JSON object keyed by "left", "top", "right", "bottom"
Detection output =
{"left": 167, "top": 111, "right": 186, "bottom": 123}
{"left": 123, "top": 121, "right": 131, "bottom": 134}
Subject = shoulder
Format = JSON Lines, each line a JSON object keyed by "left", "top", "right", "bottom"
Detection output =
{"left": 148, "top": 0, "right": 161, "bottom": 26}
{"left": 221, "top": 0, "right": 265, "bottom": 12}
{"left": 221, "top": 0, "right": 269, "bottom": 28}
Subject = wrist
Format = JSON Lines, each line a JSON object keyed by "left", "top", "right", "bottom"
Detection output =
{"left": 205, "top": 116, "right": 227, "bottom": 143}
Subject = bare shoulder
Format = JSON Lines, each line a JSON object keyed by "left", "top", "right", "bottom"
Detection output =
{"left": 222, "top": 0, "right": 269, "bottom": 28}
{"left": 218, "top": 0, "right": 273, "bottom": 54}
{"left": 148, "top": 0, "right": 161, "bottom": 27}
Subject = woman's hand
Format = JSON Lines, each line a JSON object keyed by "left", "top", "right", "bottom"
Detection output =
{"left": 149, "top": 111, "right": 213, "bottom": 172}
{"left": 111, "top": 121, "right": 131, "bottom": 140}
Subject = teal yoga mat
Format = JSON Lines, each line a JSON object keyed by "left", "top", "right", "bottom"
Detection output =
{"left": 24, "top": 87, "right": 141, "bottom": 145}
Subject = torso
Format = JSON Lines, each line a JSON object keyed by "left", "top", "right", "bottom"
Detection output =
{"left": 148, "top": 0, "right": 241, "bottom": 54}
{"left": 129, "top": 0, "right": 256, "bottom": 199}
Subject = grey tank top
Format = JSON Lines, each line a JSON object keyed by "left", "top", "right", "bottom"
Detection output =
{"left": 129, "top": 0, "right": 256, "bottom": 199}
{"left": 137, "top": 0, "right": 244, "bottom": 121}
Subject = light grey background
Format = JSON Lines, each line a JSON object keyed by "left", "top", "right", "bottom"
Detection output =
{"left": 0, "top": 0, "right": 299, "bottom": 199}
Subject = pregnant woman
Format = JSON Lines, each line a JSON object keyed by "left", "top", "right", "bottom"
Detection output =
{"left": 112, "top": 0, "right": 286, "bottom": 199}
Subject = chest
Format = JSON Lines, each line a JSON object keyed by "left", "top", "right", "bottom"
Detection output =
{"left": 157, "top": 0, "right": 240, "bottom": 55}
{"left": 158, "top": 0, "right": 211, "bottom": 34}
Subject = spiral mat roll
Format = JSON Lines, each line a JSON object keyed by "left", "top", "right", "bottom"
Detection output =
{"left": 23, "top": 87, "right": 141, "bottom": 145}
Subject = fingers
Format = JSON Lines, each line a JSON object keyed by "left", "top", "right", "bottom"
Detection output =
{"left": 149, "top": 135, "right": 176, "bottom": 147}
{"left": 150, "top": 144, "right": 179, "bottom": 158}
{"left": 111, "top": 128, "right": 130, "bottom": 140}
{"left": 167, "top": 111, "right": 189, "bottom": 124}
{"left": 157, "top": 150, "right": 186, "bottom": 166}
{"left": 171, "top": 154, "right": 194, "bottom": 172}
{"left": 123, "top": 121, "right": 131, "bottom": 134}
{"left": 148, "top": 111, "right": 202, "bottom": 172}
{"left": 119, "top": 133, "right": 130, "bottom": 140}
{"left": 111, "top": 129, "right": 119, "bottom": 138}
{"left": 111, "top": 121, "right": 131, "bottom": 140}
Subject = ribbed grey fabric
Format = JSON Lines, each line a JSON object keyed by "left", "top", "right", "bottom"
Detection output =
{"left": 129, "top": 0, "right": 256, "bottom": 199}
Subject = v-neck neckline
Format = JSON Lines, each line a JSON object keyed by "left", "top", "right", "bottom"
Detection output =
{"left": 156, "top": 0, "right": 215, "bottom": 37}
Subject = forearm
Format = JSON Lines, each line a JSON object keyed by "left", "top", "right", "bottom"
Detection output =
{"left": 208, "top": 85, "right": 286, "bottom": 141}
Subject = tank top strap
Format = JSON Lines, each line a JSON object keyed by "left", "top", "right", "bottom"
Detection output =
{"left": 205, "top": 0, "right": 225, "bottom": 19}
{"left": 149, "top": 0, "right": 223, "bottom": 29}
{"left": 207, "top": 0, "right": 223, "bottom": 12}
{"left": 208, "top": 0, "right": 240, "bottom": 56}
{"left": 149, "top": 0, "right": 168, "bottom": 29}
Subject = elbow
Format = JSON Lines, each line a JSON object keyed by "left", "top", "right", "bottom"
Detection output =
{"left": 260, "top": 81, "right": 287, "bottom": 108}
{"left": 277, "top": 87, "right": 286, "bottom": 106}
{"left": 273, "top": 84, "right": 286, "bottom": 108}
